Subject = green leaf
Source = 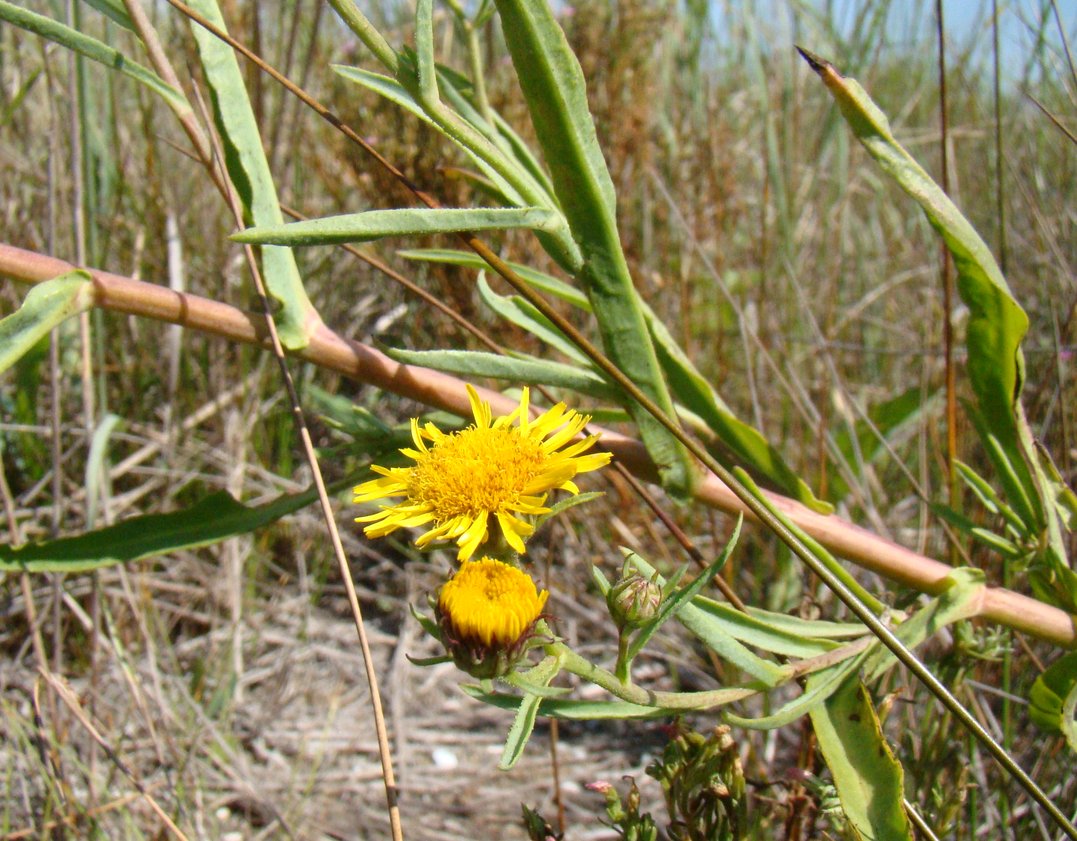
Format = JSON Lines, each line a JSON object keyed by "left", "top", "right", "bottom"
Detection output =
{"left": 930, "top": 503, "right": 1023, "bottom": 560}
{"left": 462, "top": 684, "right": 666, "bottom": 719}
{"left": 0, "top": 1, "right": 186, "bottom": 111}
{"left": 954, "top": 458, "right": 1025, "bottom": 533}
{"left": 0, "top": 489, "right": 318, "bottom": 573}
{"left": 187, "top": 0, "right": 317, "bottom": 350}
{"left": 1029, "top": 652, "right": 1077, "bottom": 752}
{"left": 742, "top": 607, "right": 868, "bottom": 640}
{"left": 647, "top": 308, "right": 831, "bottom": 513}
{"left": 493, "top": 0, "right": 695, "bottom": 498}
{"left": 810, "top": 676, "right": 913, "bottom": 840}
{"left": 398, "top": 248, "right": 590, "bottom": 309}
{"left": 409, "top": 604, "right": 442, "bottom": 642}
{"left": 534, "top": 491, "right": 604, "bottom": 531}
{"left": 498, "top": 694, "right": 541, "bottom": 770}
{"left": 498, "top": 655, "right": 562, "bottom": 769}
{"left": 725, "top": 648, "right": 868, "bottom": 731}
{"left": 331, "top": 66, "right": 526, "bottom": 206}
{"left": 804, "top": 51, "right": 1074, "bottom": 598}
{"left": 628, "top": 547, "right": 788, "bottom": 686}
{"left": 234, "top": 207, "right": 562, "bottom": 247}
{"left": 1, "top": 67, "right": 42, "bottom": 128}
{"left": 0, "top": 273, "right": 94, "bottom": 376}
{"left": 81, "top": 0, "right": 135, "bottom": 30}
{"left": 862, "top": 568, "right": 986, "bottom": 682}
{"left": 383, "top": 347, "right": 618, "bottom": 400}
{"left": 690, "top": 599, "right": 848, "bottom": 658}
{"left": 475, "top": 274, "right": 590, "bottom": 364}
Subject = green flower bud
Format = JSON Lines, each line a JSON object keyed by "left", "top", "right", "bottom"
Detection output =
{"left": 607, "top": 571, "right": 662, "bottom": 630}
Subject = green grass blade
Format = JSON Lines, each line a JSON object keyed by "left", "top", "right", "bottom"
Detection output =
{"left": 810, "top": 676, "right": 915, "bottom": 840}
{"left": 493, "top": 0, "right": 695, "bottom": 498}
{"left": 234, "top": 207, "right": 562, "bottom": 247}
{"left": 187, "top": 0, "right": 317, "bottom": 350}
{"left": 0, "top": 273, "right": 94, "bottom": 376}
{"left": 0, "top": 488, "right": 319, "bottom": 573}
{"left": 0, "top": 1, "right": 185, "bottom": 111}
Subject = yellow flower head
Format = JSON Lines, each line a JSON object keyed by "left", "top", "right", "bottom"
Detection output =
{"left": 438, "top": 557, "right": 549, "bottom": 650}
{"left": 354, "top": 386, "right": 611, "bottom": 560}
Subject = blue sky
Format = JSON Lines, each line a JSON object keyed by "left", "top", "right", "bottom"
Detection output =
{"left": 711, "top": 0, "right": 1076, "bottom": 85}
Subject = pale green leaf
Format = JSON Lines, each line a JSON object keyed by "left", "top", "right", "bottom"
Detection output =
{"left": 475, "top": 274, "right": 590, "bottom": 364}
{"left": 462, "top": 684, "right": 666, "bottom": 719}
{"left": 628, "top": 550, "right": 787, "bottom": 686}
{"left": 494, "top": 0, "right": 695, "bottom": 497}
{"left": 187, "top": 0, "right": 317, "bottom": 349}
{"left": 0, "top": 274, "right": 95, "bottom": 376}
{"left": 725, "top": 649, "right": 868, "bottom": 731}
{"left": 234, "top": 207, "right": 562, "bottom": 247}
{"left": 383, "top": 347, "right": 617, "bottom": 400}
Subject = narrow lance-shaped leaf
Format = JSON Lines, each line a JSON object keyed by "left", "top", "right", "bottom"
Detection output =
{"left": 187, "top": 0, "right": 318, "bottom": 350}
{"left": 0, "top": 273, "right": 94, "bottom": 376}
{"left": 384, "top": 347, "right": 619, "bottom": 401}
{"left": 493, "top": 0, "right": 697, "bottom": 498}
{"left": 234, "top": 207, "right": 562, "bottom": 247}
{"left": 800, "top": 49, "right": 1072, "bottom": 599}
{"left": 498, "top": 654, "right": 562, "bottom": 769}
{"left": 628, "top": 549, "right": 788, "bottom": 687}
{"left": 0, "top": 489, "right": 319, "bottom": 573}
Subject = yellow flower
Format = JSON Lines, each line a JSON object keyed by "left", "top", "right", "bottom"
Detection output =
{"left": 354, "top": 385, "right": 611, "bottom": 560}
{"left": 436, "top": 557, "right": 548, "bottom": 677}
{"left": 439, "top": 557, "right": 549, "bottom": 648}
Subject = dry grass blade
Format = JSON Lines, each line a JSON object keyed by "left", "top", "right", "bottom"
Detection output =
{"left": 37, "top": 669, "right": 190, "bottom": 840}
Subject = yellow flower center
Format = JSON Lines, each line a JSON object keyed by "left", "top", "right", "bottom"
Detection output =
{"left": 407, "top": 425, "right": 546, "bottom": 519}
{"left": 438, "top": 558, "right": 548, "bottom": 649}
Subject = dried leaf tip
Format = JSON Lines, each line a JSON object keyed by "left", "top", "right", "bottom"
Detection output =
{"left": 795, "top": 45, "right": 831, "bottom": 75}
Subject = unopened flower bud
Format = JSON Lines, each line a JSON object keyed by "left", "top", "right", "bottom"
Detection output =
{"left": 436, "top": 557, "right": 548, "bottom": 679}
{"left": 607, "top": 572, "right": 662, "bottom": 629}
